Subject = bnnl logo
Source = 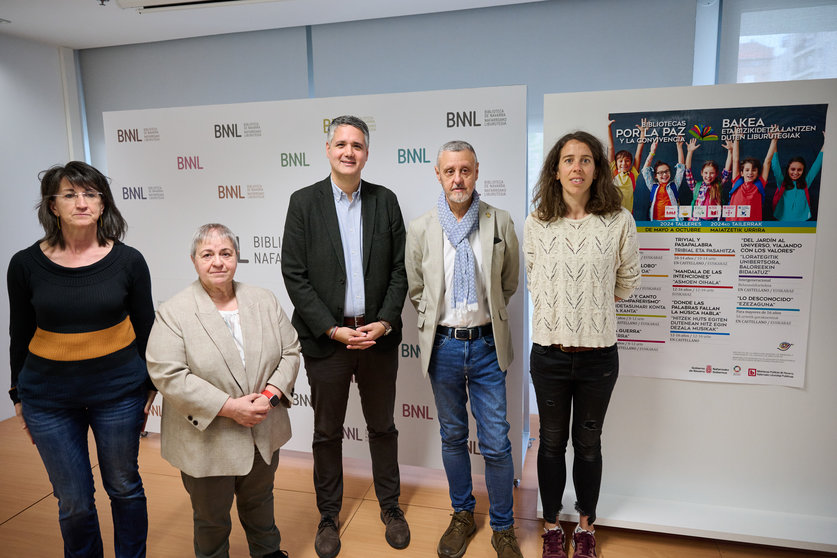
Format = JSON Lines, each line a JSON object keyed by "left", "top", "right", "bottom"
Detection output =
{"left": 342, "top": 425, "right": 365, "bottom": 441}
{"left": 292, "top": 392, "right": 312, "bottom": 407}
{"left": 177, "top": 156, "right": 204, "bottom": 170}
{"left": 400, "top": 344, "right": 420, "bottom": 358}
{"left": 117, "top": 129, "right": 142, "bottom": 142}
{"left": 280, "top": 152, "right": 310, "bottom": 167}
{"left": 446, "top": 111, "right": 481, "bottom": 128}
{"left": 122, "top": 187, "right": 147, "bottom": 200}
{"left": 218, "top": 185, "right": 244, "bottom": 199}
{"left": 397, "top": 148, "right": 431, "bottom": 164}
{"left": 402, "top": 404, "right": 434, "bottom": 420}
{"left": 214, "top": 124, "right": 241, "bottom": 138}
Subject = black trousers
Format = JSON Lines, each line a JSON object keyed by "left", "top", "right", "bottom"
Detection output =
{"left": 529, "top": 343, "right": 619, "bottom": 525}
{"left": 304, "top": 345, "right": 401, "bottom": 517}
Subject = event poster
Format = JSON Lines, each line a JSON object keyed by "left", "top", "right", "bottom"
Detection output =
{"left": 546, "top": 89, "right": 829, "bottom": 387}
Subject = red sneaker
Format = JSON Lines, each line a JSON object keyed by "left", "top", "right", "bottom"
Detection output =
{"left": 542, "top": 528, "right": 568, "bottom": 558}
{"left": 571, "top": 529, "right": 597, "bottom": 558}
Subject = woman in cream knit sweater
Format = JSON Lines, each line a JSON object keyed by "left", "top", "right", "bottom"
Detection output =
{"left": 525, "top": 131, "right": 640, "bottom": 558}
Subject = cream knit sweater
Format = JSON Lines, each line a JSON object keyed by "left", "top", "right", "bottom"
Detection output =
{"left": 524, "top": 208, "right": 640, "bottom": 348}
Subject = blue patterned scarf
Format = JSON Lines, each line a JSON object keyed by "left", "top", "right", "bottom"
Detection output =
{"left": 437, "top": 191, "right": 480, "bottom": 311}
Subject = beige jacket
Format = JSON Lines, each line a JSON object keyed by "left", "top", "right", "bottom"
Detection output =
{"left": 406, "top": 200, "right": 519, "bottom": 375}
{"left": 146, "top": 281, "right": 299, "bottom": 478}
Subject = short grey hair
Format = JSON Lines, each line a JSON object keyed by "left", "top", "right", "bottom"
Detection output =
{"left": 437, "top": 140, "right": 478, "bottom": 167}
{"left": 326, "top": 115, "right": 370, "bottom": 148}
{"left": 190, "top": 223, "right": 240, "bottom": 258}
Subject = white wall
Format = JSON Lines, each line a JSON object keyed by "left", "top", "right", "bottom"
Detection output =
{"left": 0, "top": 33, "right": 76, "bottom": 421}
{"left": 79, "top": 27, "right": 311, "bottom": 173}
{"left": 78, "top": 0, "right": 698, "bottom": 167}
{"left": 310, "top": 0, "right": 696, "bottom": 121}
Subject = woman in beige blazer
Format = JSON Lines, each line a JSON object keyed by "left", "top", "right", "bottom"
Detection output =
{"left": 147, "top": 223, "right": 300, "bottom": 558}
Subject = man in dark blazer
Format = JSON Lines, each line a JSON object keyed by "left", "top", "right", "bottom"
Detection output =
{"left": 281, "top": 115, "right": 409, "bottom": 558}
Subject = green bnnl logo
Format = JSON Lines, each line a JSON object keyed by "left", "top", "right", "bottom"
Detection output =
{"left": 397, "top": 148, "right": 431, "bottom": 164}
{"left": 401, "top": 344, "right": 420, "bottom": 358}
{"left": 280, "top": 152, "right": 310, "bottom": 167}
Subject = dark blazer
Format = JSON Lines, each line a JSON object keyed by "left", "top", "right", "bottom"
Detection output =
{"left": 281, "top": 176, "right": 407, "bottom": 358}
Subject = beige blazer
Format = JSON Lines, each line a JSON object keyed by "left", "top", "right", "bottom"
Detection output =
{"left": 146, "top": 281, "right": 300, "bottom": 478}
{"left": 405, "top": 200, "right": 519, "bottom": 375}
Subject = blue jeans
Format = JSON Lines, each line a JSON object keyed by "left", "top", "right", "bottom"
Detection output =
{"left": 22, "top": 389, "right": 148, "bottom": 558}
{"left": 529, "top": 343, "right": 619, "bottom": 525}
{"left": 427, "top": 333, "right": 515, "bottom": 531}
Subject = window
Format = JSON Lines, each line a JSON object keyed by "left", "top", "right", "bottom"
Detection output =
{"left": 719, "top": 0, "right": 837, "bottom": 84}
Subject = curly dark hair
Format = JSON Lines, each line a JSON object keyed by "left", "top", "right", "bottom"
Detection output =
{"left": 37, "top": 161, "right": 127, "bottom": 248}
{"left": 532, "top": 131, "right": 622, "bottom": 221}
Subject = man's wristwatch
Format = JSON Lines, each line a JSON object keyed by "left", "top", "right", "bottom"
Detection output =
{"left": 379, "top": 320, "right": 393, "bottom": 336}
{"left": 261, "top": 389, "right": 281, "bottom": 408}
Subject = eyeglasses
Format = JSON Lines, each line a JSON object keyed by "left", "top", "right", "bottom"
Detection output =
{"left": 51, "top": 192, "right": 103, "bottom": 202}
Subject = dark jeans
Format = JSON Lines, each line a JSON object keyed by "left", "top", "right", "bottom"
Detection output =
{"left": 22, "top": 389, "right": 148, "bottom": 558}
{"left": 304, "top": 346, "right": 400, "bottom": 517}
{"left": 529, "top": 343, "right": 619, "bottom": 525}
{"left": 181, "top": 449, "right": 282, "bottom": 558}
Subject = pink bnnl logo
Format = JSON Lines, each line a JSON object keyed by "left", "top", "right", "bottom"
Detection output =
{"left": 748, "top": 368, "right": 757, "bottom": 377}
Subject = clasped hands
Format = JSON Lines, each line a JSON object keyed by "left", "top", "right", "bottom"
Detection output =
{"left": 331, "top": 321, "right": 387, "bottom": 350}
{"left": 219, "top": 387, "right": 284, "bottom": 428}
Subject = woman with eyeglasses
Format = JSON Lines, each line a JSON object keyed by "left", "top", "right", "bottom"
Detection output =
{"left": 7, "top": 161, "right": 155, "bottom": 558}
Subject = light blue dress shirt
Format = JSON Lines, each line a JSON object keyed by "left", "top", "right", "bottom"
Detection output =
{"left": 332, "top": 179, "right": 365, "bottom": 317}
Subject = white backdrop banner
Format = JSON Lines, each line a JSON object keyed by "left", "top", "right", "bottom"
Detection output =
{"left": 544, "top": 81, "right": 833, "bottom": 388}
{"left": 104, "top": 86, "right": 528, "bottom": 473}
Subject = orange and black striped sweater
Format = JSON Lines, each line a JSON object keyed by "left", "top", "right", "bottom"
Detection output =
{"left": 8, "top": 242, "right": 154, "bottom": 407}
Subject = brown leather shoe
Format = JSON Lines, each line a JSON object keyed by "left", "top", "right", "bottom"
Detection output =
{"left": 491, "top": 526, "right": 523, "bottom": 558}
{"left": 380, "top": 506, "right": 410, "bottom": 549}
{"left": 437, "top": 510, "right": 476, "bottom": 558}
{"left": 314, "top": 515, "right": 340, "bottom": 558}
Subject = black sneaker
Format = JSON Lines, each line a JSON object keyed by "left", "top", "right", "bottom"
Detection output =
{"left": 314, "top": 515, "right": 340, "bottom": 558}
{"left": 380, "top": 506, "right": 410, "bottom": 549}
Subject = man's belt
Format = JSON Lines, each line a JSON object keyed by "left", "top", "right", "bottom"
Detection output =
{"left": 436, "top": 323, "right": 493, "bottom": 341}
{"left": 343, "top": 315, "right": 366, "bottom": 327}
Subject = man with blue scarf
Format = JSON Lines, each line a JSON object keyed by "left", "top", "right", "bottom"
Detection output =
{"left": 405, "top": 140, "right": 521, "bottom": 558}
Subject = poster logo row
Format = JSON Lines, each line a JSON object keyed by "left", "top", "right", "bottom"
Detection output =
{"left": 114, "top": 109, "right": 511, "bottom": 144}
